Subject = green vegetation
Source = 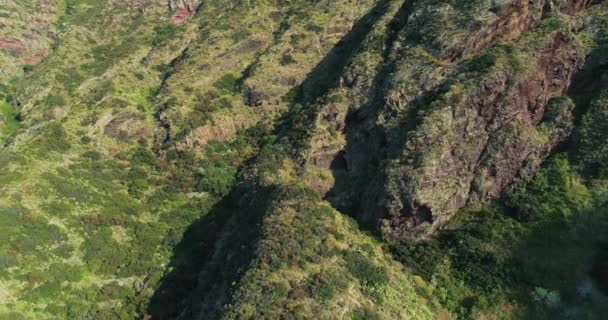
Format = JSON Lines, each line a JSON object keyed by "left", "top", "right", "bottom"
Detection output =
{"left": 507, "top": 155, "right": 591, "bottom": 220}
{"left": 577, "top": 90, "right": 608, "bottom": 178}
{"left": 210, "top": 185, "right": 436, "bottom": 319}
{"left": 393, "top": 116, "right": 608, "bottom": 319}
{"left": 213, "top": 73, "right": 240, "bottom": 95}
{"left": 196, "top": 163, "right": 237, "bottom": 196}
{"left": 0, "top": 101, "right": 19, "bottom": 139}
{"left": 151, "top": 24, "right": 184, "bottom": 46}
{"left": 1, "top": 0, "right": 607, "bottom": 319}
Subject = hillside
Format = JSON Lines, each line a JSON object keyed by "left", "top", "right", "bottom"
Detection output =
{"left": 0, "top": 0, "right": 607, "bottom": 319}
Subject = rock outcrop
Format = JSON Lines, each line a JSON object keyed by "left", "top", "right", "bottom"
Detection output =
{"left": 373, "top": 29, "right": 583, "bottom": 238}
{"left": 300, "top": 0, "right": 597, "bottom": 240}
{"left": 167, "top": 0, "right": 198, "bottom": 24}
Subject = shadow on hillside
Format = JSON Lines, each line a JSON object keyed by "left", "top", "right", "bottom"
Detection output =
{"left": 567, "top": 42, "right": 608, "bottom": 121}
{"left": 513, "top": 45, "right": 608, "bottom": 319}
{"left": 511, "top": 205, "right": 608, "bottom": 319}
{"left": 389, "top": 200, "right": 608, "bottom": 319}
{"left": 297, "top": 0, "right": 391, "bottom": 105}
{"left": 146, "top": 3, "right": 397, "bottom": 317}
{"left": 277, "top": 0, "right": 395, "bottom": 149}
{"left": 145, "top": 190, "right": 238, "bottom": 319}
{"left": 322, "top": 0, "right": 416, "bottom": 225}
{"left": 388, "top": 43, "right": 608, "bottom": 318}
{"left": 146, "top": 183, "right": 276, "bottom": 319}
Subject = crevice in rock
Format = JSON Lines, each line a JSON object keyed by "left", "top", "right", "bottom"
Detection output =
{"left": 153, "top": 44, "right": 191, "bottom": 155}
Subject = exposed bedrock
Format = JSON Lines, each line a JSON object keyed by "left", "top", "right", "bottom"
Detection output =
{"left": 302, "top": 0, "right": 594, "bottom": 241}
{"left": 367, "top": 29, "right": 584, "bottom": 239}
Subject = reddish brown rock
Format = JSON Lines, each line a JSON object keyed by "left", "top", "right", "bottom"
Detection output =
{"left": 0, "top": 38, "right": 24, "bottom": 54}
{"left": 168, "top": 0, "right": 197, "bottom": 24}
{"left": 103, "top": 112, "right": 153, "bottom": 140}
{"left": 374, "top": 30, "right": 584, "bottom": 239}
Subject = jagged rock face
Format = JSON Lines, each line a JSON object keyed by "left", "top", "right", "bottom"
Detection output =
{"left": 301, "top": 0, "right": 596, "bottom": 240}
{"left": 562, "top": 0, "right": 598, "bottom": 14}
{"left": 166, "top": 0, "right": 198, "bottom": 24}
{"left": 372, "top": 30, "right": 583, "bottom": 239}
{"left": 0, "top": 0, "right": 197, "bottom": 86}
{"left": 469, "top": 97, "right": 576, "bottom": 203}
{"left": 174, "top": 112, "right": 256, "bottom": 151}
{"left": 102, "top": 112, "right": 153, "bottom": 140}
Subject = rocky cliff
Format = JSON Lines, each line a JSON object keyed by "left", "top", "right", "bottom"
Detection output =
{"left": 300, "top": 0, "right": 600, "bottom": 240}
{"left": 1, "top": 0, "right": 607, "bottom": 319}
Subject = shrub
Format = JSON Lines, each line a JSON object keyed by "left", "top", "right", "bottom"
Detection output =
{"left": 215, "top": 96, "right": 233, "bottom": 109}
{"left": 82, "top": 228, "right": 128, "bottom": 275}
{"left": 506, "top": 154, "right": 591, "bottom": 220}
{"left": 531, "top": 287, "right": 561, "bottom": 308}
{"left": 196, "top": 164, "right": 237, "bottom": 196}
{"left": 576, "top": 91, "right": 608, "bottom": 179}
{"left": 46, "top": 93, "right": 66, "bottom": 107}
{"left": 53, "top": 244, "right": 74, "bottom": 258}
{"left": 151, "top": 24, "right": 183, "bottom": 46}
{"left": 306, "top": 270, "right": 348, "bottom": 302}
{"left": 305, "top": 24, "right": 323, "bottom": 33}
{"left": 36, "top": 122, "right": 71, "bottom": 151}
{"left": 130, "top": 146, "right": 156, "bottom": 166}
{"left": 290, "top": 34, "right": 306, "bottom": 45}
{"left": 344, "top": 251, "right": 388, "bottom": 287}
{"left": 351, "top": 307, "right": 382, "bottom": 320}
{"left": 231, "top": 29, "right": 252, "bottom": 42}
{"left": 280, "top": 53, "right": 297, "bottom": 65}
{"left": 82, "top": 150, "right": 102, "bottom": 160}
{"left": 213, "top": 73, "right": 240, "bottom": 95}
{"left": 55, "top": 68, "right": 83, "bottom": 92}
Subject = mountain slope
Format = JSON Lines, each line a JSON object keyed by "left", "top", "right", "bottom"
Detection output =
{"left": 0, "top": 0, "right": 607, "bottom": 319}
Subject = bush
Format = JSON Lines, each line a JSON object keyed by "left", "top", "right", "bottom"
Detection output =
{"left": 306, "top": 270, "right": 348, "bottom": 302}
{"left": 344, "top": 251, "right": 388, "bottom": 287}
{"left": 46, "top": 93, "right": 66, "bottom": 107}
{"left": 531, "top": 287, "right": 561, "bottom": 308}
{"left": 82, "top": 227, "right": 129, "bottom": 275}
{"left": 213, "top": 73, "right": 240, "bottom": 95}
{"left": 506, "top": 154, "right": 591, "bottom": 220}
{"left": 151, "top": 24, "right": 183, "bottom": 46}
{"left": 280, "top": 53, "right": 297, "bottom": 65}
{"left": 215, "top": 96, "right": 233, "bottom": 109}
{"left": 55, "top": 68, "right": 83, "bottom": 92}
{"left": 36, "top": 123, "right": 71, "bottom": 151}
{"left": 130, "top": 146, "right": 156, "bottom": 166}
{"left": 53, "top": 244, "right": 74, "bottom": 258}
{"left": 196, "top": 164, "right": 237, "bottom": 196}
{"left": 576, "top": 91, "right": 608, "bottom": 179}
{"left": 231, "top": 29, "right": 252, "bottom": 42}
{"left": 82, "top": 150, "right": 102, "bottom": 160}
{"left": 351, "top": 307, "right": 382, "bottom": 320}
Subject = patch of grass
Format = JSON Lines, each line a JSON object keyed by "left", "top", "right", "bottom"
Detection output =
{"left": 213, "top": 73, "right": 240, "bottom": 95}
{"left": 0, "top": 101, "right": 19, "bottom": 138}
{"left": 151, "top": 24, "right": 183, "bottom": 46}
{"left": 231, "top": 29, "right": 252, "bottom": 42}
